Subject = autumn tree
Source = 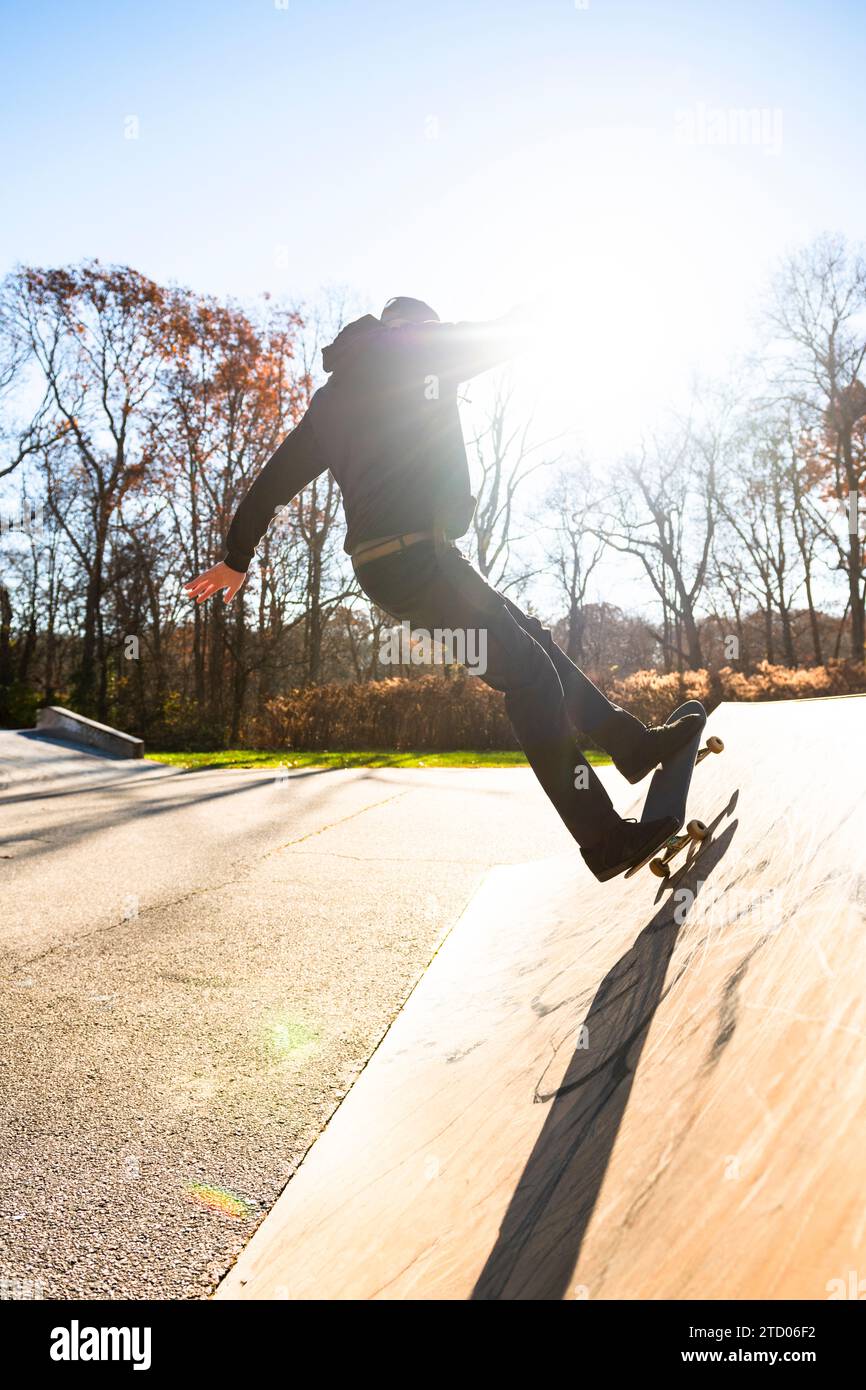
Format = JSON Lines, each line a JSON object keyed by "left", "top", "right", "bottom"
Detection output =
{"left": 150, "top": 290, "right": 308, "bottom": 738}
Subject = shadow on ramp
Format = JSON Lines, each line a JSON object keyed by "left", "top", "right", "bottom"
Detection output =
{"left": 472, "top": 819, "right": 738, "bottom": 1300}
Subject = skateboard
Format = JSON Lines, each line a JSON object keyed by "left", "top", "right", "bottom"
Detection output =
{"left": 623, "top": 699, "right": 724, "bottom": 880}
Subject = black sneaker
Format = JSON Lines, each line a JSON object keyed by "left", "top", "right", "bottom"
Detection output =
{"left": 613, "top": 713, "right": 704, "bottom": 785}
{"left": 581, "top": 815, "right": 679, "bottom": 883}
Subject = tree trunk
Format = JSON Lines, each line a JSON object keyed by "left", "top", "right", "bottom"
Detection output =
{"left": 305, "top": 539, "right": 324, "bottom": 684}
{"left": 0, "top": 584, "right": 13, "bottom": 691}
{"left": 778, "top": 602, "right": 797, "bottom": 666}
{"left": 74, "top": 561, "right": 102, "bottom": 713}
{"left": 841, "top": 431, "right": 864, "bottom": 658}
{"left": 764, "top": 602, "right": 774, "bottom": 664}
{"left": 847, "top": 527, "right": 864, "bottom": 657}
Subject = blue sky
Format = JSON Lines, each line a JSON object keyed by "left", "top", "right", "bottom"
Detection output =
{"left": 2, "top": 0, "right": 866, "bottom": 455}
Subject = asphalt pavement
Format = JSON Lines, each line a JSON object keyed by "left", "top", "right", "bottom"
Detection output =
{"left": 0, "top": 729, "right": 615, "bottom": 1298}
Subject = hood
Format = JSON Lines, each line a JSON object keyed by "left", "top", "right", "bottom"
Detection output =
{"left": 321, "top": 314, "right": 382, "bottom": 375}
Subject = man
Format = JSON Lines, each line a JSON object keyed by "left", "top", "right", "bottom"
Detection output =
{"left": 186, "top": 296, "right": 699, "bottom": 881}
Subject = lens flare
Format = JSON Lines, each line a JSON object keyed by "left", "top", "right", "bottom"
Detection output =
{"left": 187, "top": 1183, "right": 253, "bottom": 1220}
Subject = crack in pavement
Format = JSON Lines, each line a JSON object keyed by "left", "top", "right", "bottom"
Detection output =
{"left": 6, "top": 786, "right": 412, "bottom": 974}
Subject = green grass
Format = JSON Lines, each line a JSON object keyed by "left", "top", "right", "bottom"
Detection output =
{"left": 146, "top": 748, "right": 612, "bottom": 771}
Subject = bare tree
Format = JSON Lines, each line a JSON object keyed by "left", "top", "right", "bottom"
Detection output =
{"left": 540, "top": 459, "right": 604, "bottom": 664}
{"left": 763, "top": 234, "right": 866, "bottom": 657}
{"left": 291, "top": 286, "right": 363, "bottom": 683}
{"left": 594, "top": 411, "right": 720, "bottom": 670}
{"left": 3, "top": 263, "right": 173, "bottom": 715}
{"left": 464, "top": 373, "right": 560, "bottom": 592}
{"left": 715, "top": 415, "right": 805, "bottom": 665}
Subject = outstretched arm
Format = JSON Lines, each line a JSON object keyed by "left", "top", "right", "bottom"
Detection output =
{"left": 185, "top": 409, "right": 324, "bottom": 605}
{"left": 388, "top": 306, "right": 535, "bottom": 384}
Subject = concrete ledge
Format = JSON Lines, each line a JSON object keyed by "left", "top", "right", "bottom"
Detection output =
{"left": 36, "top": 706, "right": 145, "bottom": 759}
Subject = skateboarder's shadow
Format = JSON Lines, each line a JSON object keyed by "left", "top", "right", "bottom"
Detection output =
{"left": 471, "top": 813, "right": 738, "bottom": 1302}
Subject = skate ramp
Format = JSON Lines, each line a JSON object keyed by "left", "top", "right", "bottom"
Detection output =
{"left": 217, "top": 697, "right": 866, "bottom": 1300}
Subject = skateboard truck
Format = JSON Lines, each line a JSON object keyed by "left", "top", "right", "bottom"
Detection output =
{"left": 696, "top": 735, "right": 724, "bottom": 765}
{"left": 649, "top": 816, "right": 709, "bottom": 878}
{"left": 646, "top": 736, "right": 724, "bottom": 877}
{"left": 623, "top": 709, "right": 725, "bottom": 880}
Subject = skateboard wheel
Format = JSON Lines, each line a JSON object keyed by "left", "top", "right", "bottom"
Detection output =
{"left": 706, "top": 736, "right": 724, "bottom": 754}
{"left": 687, "top": 819, "right": 708, "bottom": 841}
{"left": 649, "top": 858, "right": 669, "bottom": 878}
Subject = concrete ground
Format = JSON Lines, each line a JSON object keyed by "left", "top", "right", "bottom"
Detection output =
{"left": 0, "top": 729, "right": 621, "bottom": 1299}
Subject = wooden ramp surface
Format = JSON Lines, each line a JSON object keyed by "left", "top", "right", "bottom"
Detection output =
{"left": 217, "top": 698, "right": 866, "bottom": 1300}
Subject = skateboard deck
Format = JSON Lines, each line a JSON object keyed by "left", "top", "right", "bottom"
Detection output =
{"left": 623, "top": 699, "right": 723, "bottom": 880}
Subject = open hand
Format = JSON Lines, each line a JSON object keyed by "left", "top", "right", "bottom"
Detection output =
{"left": 184, "top": 561, "right": 247, "bottom": 605}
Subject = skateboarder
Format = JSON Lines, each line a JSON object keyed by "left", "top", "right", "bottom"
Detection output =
{"left": 186, "top": 296, "right": 700, "bottom": 881}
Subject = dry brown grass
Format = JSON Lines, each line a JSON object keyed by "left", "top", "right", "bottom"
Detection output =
{"left": 243, "top": 662, "right": 866, "bottom": 752}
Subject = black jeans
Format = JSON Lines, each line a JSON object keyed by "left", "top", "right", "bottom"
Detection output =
{"left": 355, "top": 540, "right": 630, "bottom": 848}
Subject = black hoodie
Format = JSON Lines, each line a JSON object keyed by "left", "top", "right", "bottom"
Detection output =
{"left": 223, "top": 312, "right": 524, "bottom": 570}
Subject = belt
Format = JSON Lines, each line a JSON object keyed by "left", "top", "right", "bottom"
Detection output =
{"left": 351, "top": 530, "right": 441, "bottom": 566}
